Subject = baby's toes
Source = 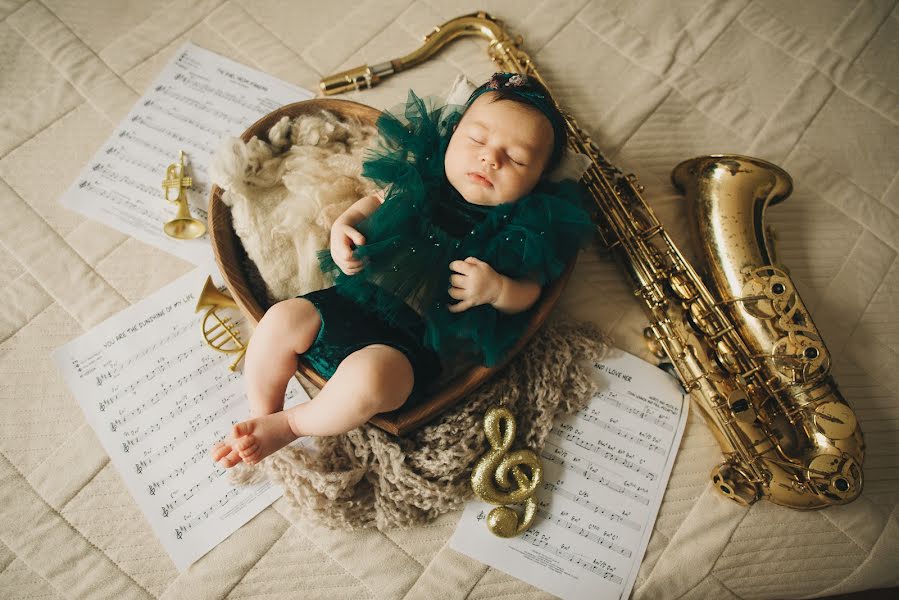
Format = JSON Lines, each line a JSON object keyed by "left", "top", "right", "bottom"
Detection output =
{"left": 235, "top": 434, "right": 257, "bottom": 451}
{"left": 232, "top": 421, "right": 253, "bottom": 439}
{"left": 219, "top": 448, "right": 243, "bottom": 468}
{"left": 240, "top": 443, "right": 260, "bottom": 464}
{"left": 210, "top": 442, "right": 230, "bottom": 462}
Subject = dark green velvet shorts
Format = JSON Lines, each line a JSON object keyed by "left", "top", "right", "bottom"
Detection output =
{"left": 299, "top": 287, "right": 442, "bottom": 404}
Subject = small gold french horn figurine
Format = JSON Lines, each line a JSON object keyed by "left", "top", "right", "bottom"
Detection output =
{"left": 471, "top": 406, "right": 543, "bottom": 538}
{"left": 195, "top": 276, "right": 247, "bottom": 371}
{"left": 161, "top": 150, "right": 206, "bottom": 239}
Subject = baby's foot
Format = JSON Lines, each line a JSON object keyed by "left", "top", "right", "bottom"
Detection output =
{"left": 228, "top": 411, "right": 299, "bottom": 466}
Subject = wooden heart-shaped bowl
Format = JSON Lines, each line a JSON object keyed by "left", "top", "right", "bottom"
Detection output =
{"left": 208, "top": 98, "right": 575, "bottom": 436}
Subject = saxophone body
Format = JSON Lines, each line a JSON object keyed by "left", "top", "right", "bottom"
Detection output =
{"left": 667, "top": 156, "right": 864, "bottom": 507}
{"left": 320, "top": 12, "right": 865, "bottom": 508}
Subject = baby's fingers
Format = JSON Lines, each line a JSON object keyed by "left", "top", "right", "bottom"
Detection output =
{"left": 339, "top": 257, "right": 363, "bottom": 274}
{"left": 448, "top": 299, "right": 473, "bottom": 313}
{"left": 345, "top": 227, "right": 366, "bottom": 247}
{"left": 334, "top": 246, "right": 355, "bottom": 262}
{"left": 448, "top": 286, "right": 466, "bottom": 300}
{"left": 449, "top": 259, "right": 471, "bottom": 274}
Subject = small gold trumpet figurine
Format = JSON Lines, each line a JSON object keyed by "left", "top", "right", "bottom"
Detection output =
{"left": 471, "top": 406, "right": 543, "bottom": 538}
{"left": 161, "top": 151, "right": 206, "bottom": 239}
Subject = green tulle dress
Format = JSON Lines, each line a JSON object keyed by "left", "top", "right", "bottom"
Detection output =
{"left": 308, "top": 90, "right": 594, "bottom": 392}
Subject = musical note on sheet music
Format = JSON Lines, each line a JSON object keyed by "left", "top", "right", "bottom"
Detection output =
{"left": 59, "top": 42, "right": 312, "bottom": 265}
{"left": 54, "top": 269, "right": 311, "bottom": 570}
{"left": 451, "top": 350, "right": 689, "bottom": 600}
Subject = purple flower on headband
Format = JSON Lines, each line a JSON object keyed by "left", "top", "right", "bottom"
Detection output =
{"left": 508, "top": 74, "right": 526, "bottom": 87}
{"left": 487, "top": 72, "right": 528, "bottom": 90}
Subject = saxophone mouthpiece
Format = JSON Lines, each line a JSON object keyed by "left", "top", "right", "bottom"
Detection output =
{"left": 319, "top": 62, "right": 396, "bottom": 95}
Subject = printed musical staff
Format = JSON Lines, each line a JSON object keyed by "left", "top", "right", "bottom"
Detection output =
{"left": 171, "top": 72, "right": 278, "bottom": 114}
{"left": 116, "top": 365, "right": 228, "bottom": 446}
{"left": 152, "top": 84, "right": 248, "bottom": 127}
{"left": 129, "top": 114, "right": 215, "bottom": 157}
{"left": 143, "top": 98, "right": 225, "bottom": 137}
{"left": 551, "top": 424, "right": 658, "bottom": 481}
{"left": 535, "top": 508, "right": 632, "bottom": 558}
{"left": 162, "top": 479, "right": 204, "bottom": 517}
{"left": 520, "top": 530, "right": 623, "bottom": 584}
{"left": 117, "top": 129, "right": 173, "bottom": 163}
{"left": 99, "top": 349, "right": 209, "bottom": 411}
{"left": 542, "top": 441, "right": 651, "bottom": 506}
{"left": 104, "top": 144, "right": 166, "bottom": 174}
{"left": 579, "top": 406, "right": 667, "bottom": 456}
{"left": 136, "top": 393, "right": 240, "bottom": 477}
{"left": 174, "top": 488, "right": 240, "bottom": 539}
{"left": 595, "top": 391, "right": 676, "bottom": 432}
{"left": 541, "top": 482, "right": 641, "bottom": 532}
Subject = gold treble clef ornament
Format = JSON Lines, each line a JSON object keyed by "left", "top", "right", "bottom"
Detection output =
{"left": 471, "top": 406, "right": 543, "bottom": 537}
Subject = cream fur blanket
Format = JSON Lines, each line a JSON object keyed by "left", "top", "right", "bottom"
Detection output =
{"left": 209, "top": 110, "right": 379, "bottom": 302}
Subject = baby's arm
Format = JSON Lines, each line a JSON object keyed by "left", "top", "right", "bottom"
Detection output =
{"left": 330, "top": 192, "right": 384, "bottom": 275}
{"left": 448, "top": 257, "right": 541, "bottom": 314}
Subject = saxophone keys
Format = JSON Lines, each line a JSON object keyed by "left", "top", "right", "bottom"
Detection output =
{"left": 738, "top": 274, "right": 780, "bottom": 319}
{"left": 807, "top": 454, "right": 862, "bottom": 502}
{"left": 685, "top": 302, "right": 714, "bottom": 335}
{"left": 711, "top": 463, "right": 760, "bottom": 506}
{"left": 770, "top": 335, "right": 828, "bottom": 381}
{"left": 712, "top": 339, "right": 740, "bottom": 374}
{"left": 812, "top": 401, "right": 857, "bottom": 440}
{"left": 625, "top": 172, "right": 645, "bottom": 192}
{"left": 643, "top": 327, "right": 666, "bottom": 359}
{"left": 726, "top": 390, "right": 756, "bottom": 423}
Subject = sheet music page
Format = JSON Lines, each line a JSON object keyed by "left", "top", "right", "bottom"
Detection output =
{"left": 59, "top": 42, "right": 312, "bottom": 265}
{"left": 53, "top": 267, "right": 311, "bottom": 570}
{"left": 450, "top": 349, "right": 688, "bottom": 600}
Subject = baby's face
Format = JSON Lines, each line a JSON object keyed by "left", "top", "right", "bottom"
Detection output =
{"left": 444, "top": 92, "right": 554, "bottom": 206}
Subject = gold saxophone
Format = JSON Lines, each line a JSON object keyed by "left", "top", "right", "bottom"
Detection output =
{"left": 320, "top": 12, "right": 865, "bottom": 509}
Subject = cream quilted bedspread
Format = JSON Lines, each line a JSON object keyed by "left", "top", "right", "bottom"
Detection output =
{"left": 1, "top": 1, "right": 897, "bottom": 599}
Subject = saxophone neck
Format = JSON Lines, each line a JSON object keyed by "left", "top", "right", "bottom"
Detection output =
{"left": 319, "top": 12, "right": 520, "bottom": 95}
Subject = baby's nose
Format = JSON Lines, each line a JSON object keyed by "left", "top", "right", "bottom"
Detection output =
{"left": 480, "top": 153, "right": 499, "bottom": 169}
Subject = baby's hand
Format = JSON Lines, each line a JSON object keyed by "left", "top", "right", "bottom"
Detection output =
{"left": 448, "top": 257, "right": 503, "bottom": 313}
{"left": 330, "top": 222, "right": 365, "bottom": 275}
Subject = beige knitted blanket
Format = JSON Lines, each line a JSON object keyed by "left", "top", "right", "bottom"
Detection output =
{"left": 234, "top": 320, "right": 609, "bottom": 530}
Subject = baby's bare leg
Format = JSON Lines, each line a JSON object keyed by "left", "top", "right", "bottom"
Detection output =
{"left": 286, "top": 344, "right": 414, "bottom": 437}
{"left": 245, "top": 298, "right": 321, "bottom": 417}
{"left": 211, "top": 298, "right": 320, "bottom": 465}
{"left": 221, "top": 345, "right": 414, "bottom": 467}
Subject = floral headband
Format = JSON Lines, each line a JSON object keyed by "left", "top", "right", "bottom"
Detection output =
{"left": 465, "top": 72, "right": 567, "bottom": 169}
